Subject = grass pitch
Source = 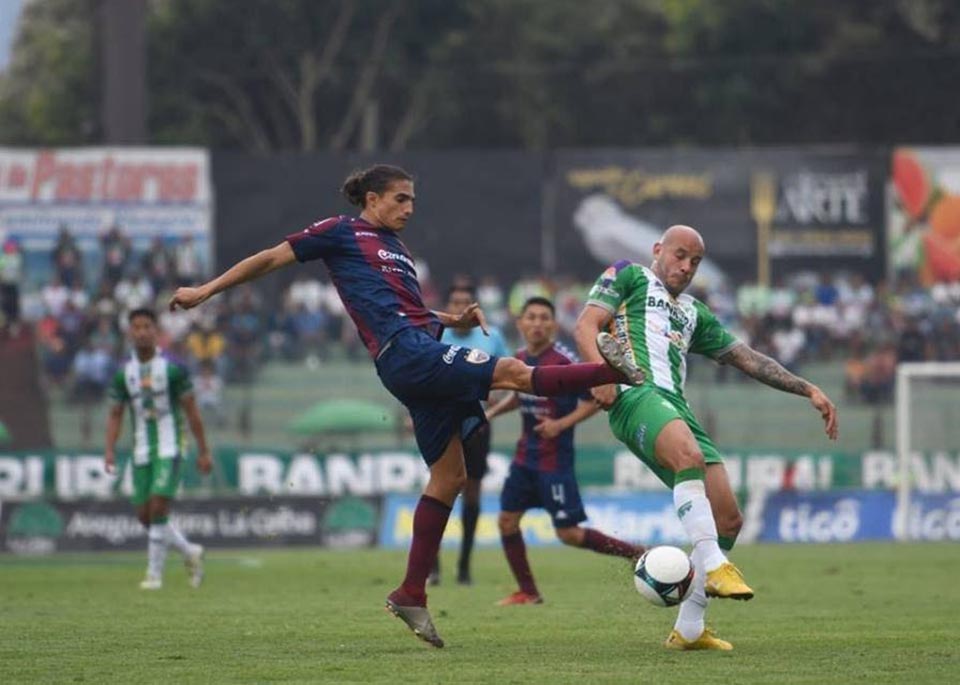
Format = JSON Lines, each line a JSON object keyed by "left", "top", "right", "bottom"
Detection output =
{"left": 1, "top": 543, "right": 957, "bottom": 684}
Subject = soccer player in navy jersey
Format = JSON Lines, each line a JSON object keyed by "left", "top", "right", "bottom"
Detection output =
{"left": 169, "top": 164, "right": 645, "bottom": 648}
{"left": 486, "top": 297, "right": 645, "bottom": 605}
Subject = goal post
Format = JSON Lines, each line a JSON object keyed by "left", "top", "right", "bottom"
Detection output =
{"left": 894, "top": 361, "right": 960, "bottom": 541}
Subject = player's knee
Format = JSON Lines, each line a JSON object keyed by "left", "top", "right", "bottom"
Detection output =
{"left": 494, "top": 358, "right": 531, "bottom": 391}
{"left": 555, "top": 526, "right": 581, "bottom": 546}
{"left": 673, "top": 446, "right": 705, "bottom": 472}
{"left": 498, "top": 512, "right": 520, "bottom": 535}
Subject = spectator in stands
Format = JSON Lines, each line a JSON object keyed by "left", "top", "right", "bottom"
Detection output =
{"left": 844, "top": 340, "right": 867, "bottom": 403}
{"left": 508, "top": 273, "right": 551, "bottom": 318}
{"left": 174, "top": 234, "right": 204, "bottom": 286}
{"left": 114, "top": 271, "right": 155, "bottom": 326}
{"left": 226, "top": 288, "right": 264, "bottom": 381}
{"left": 813, "top": 272, "right": 839, "bottom": 307}
{"left": 287, "top": 272, "right": 326, "bottom": 314}
{"left": 142, "top": 236, "right": 175, "bottom": 294}
{"left": 71, "top": 337, "right": 113, "bottom": 444}
{"left": 861, "top": 342, "right": 897, "bottom": 405}
{"left": 290, "top": 302, "right": 327, "bottom": 367}
{"left": 770, "top": 318, "right": 806, "bottom": 373}
{"left": 477, "top": 275, "right": 508, "bottom": 329}
{"left": 0, "top": 238, "right": 23, "bottom": 328}
{"left": 186, "top": 320, "right": 227, "bottom": 376}
{"left": 41, "top": 274, "right": 71, "bottom": 318}
{"left": 194, "top": 359, "right": 226, "bottom": 427}
{"left": 897, "top": 315, "right": 932, "bottom": 363}
{"left": 100, "top": 224, "right": 131, "bottom": 287}
{"left": 51, "top": 225, "right": 83, "bottom": 288}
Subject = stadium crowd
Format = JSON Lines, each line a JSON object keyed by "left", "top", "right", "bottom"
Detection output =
{"left": 2, "top": 226, "right": 960, "bottom": 424}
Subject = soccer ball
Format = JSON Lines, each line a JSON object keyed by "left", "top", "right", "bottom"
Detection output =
{"left": 633, "top": 546, "right": 695, "bottom": 607}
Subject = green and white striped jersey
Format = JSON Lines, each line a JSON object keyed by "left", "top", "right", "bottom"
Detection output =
{"left": 109, "top": 351, "right": 193, "bottom": 465}
{"left": 586, "top": 261, "right": 740, "bottom": 400}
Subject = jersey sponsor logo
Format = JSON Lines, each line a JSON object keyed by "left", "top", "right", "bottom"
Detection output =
{"left": 355, "top": 231, "right": 378, "bottom": 238}
{"left": 377, "top": 248, "right": 415, "bottom": 269}
{"left": 677, "top": 501, "right": 693, "bottom": 519}
{"left": 634, "top": 424, "right": 647, "bottom": 453}
{"left": 646, "top": 296, "right": 692, "bottom": 328}
{"left": 590, "top": 285, "right": 619, "bottom": 299}
{"left": 465, "top": 349, "right": 490, "bottom": 364}
{"left": 667, "top": 330, "right": 689, "bottom": 351}
{"left": 442, "top": 345, "right": 462, "bottom": 365}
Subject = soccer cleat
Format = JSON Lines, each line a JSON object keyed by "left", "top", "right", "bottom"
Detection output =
{"left": 596, "top": 332, "right": 645, "bottom": 385}
{"left": 456, "top": 571, "right": 473, "bottom": 586}
{"left": 385, "top": 598, "right": 444, "bottom": 648}
{"left": 184, "top": 544, "right": 205, "bottom": 589}
{"left": 139, "top": 576, "right": 162, "bottom": 591}
{"left": 496, "top": 591, "right": 544, "bottom": 606}
{"left": 664, "top": 628, "right": 733, "bottom": 651}
{"left": 705, "top": 562, "right": 754, "bottom": 600}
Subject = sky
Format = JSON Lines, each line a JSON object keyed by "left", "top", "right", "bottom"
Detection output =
{"left": 0, "top": 0, "right": 26, "bottom": 70}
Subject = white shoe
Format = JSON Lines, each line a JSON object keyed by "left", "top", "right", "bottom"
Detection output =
{"left": 185, "top": 544, "right": 205, "bottom": 589}
{"left": 139, "top": 576, "right": 163, "bottom": 591}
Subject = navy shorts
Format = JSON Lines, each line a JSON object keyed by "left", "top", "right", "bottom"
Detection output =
{"left": 500, "top": 463, "right": 587, "bottom": 529}
{"left": 375, "top": 327, "right": 498, "bottom": 465}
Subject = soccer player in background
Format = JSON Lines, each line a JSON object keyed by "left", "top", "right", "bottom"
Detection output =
{"left": 486, "top": 297, "right": 646, "bottom": 605}
{"left": 169, "top": 164, "right": 645, "bottom": 648}
{"left": 575, "top": 225, "right": 839, "bottom": 651}
{"left": 104, "top": 308, "right": 211, "bottom": 590}
{"left": 434, "top": 284, "right": 510, "bottom": 586}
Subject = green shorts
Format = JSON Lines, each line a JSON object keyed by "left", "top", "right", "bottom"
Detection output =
{"left": 132, "top": 457, "right": 182, "bottom": 506}
{"left": 608, "top": 385, "right": 723, "bottom": 488}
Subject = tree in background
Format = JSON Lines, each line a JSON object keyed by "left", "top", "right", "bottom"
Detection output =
{"left": 1, "top": 0, "right": 959, "bottom": 150}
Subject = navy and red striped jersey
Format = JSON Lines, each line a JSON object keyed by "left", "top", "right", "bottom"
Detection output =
{"left": 513, "top": 342, "right": 589, "bottom": 474}
{"left": 285, "top": 216, "right": 441, "bottom": 358}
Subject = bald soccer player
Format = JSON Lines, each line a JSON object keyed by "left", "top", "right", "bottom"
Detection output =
{"left": 575, "top": 225, "right": 838, "bottom": 651}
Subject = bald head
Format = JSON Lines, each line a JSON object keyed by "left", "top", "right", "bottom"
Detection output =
{"left": 660, "top": 225, "right": 705, "bottom": 251}
{"left": 651, "top": 225, "right": 705, "bottom": 296}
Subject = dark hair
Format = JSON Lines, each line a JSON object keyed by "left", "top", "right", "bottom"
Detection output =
{"left": 521, "top": 296, "right": 555, "bottom": 316}
{"left": 446, "top": 284, "right": 477, "bottom": 302}
{"left": 341, "top": 164, "right": 414, "bottom": 207}
{"left": 128, "top": 307, "right": 157, "bottom": 323}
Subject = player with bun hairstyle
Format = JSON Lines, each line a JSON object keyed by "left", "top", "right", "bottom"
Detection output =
{"left": 170, "top": 164, "right": 646, "bottom": 648}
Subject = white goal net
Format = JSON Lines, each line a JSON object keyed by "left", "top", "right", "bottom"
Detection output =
{"left": 894, "top": 362, "right": 960, "bottom": 541}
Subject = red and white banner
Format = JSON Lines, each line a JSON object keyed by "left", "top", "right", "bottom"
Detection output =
{"left": 0, "top": 147, "right": 212, "bottom": 243}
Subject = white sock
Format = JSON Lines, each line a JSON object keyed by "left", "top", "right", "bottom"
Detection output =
{"left": 158, "top": 522, "right": 192, "bottom": 556}
{"left": 673, "top": 477, "right": 726, "bottom": 571}
{"left": 674, "top": 544, "right": 708, "bottom": 641}
{"left": 147, "top": 526, "right": 168, "bottom": 579}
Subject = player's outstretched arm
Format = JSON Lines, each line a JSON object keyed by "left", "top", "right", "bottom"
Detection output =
{"left": 181, "top": 394, "right": 213, "bottom": 474}
{"left": 718, "top": 343, "right": 839, "bottom": 440}
{"left": 170, "top": 241, "right": 297, "bottom": 311}
{"left": 486, "top": 392, "right": 520, "bottom": 421}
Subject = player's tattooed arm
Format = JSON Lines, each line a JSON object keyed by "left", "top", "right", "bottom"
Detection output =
{"left": 719, "top": 343, "right": 839, "bottom": 441}
{"left": 718, "top": 344, "right": 813, "bottom": 397}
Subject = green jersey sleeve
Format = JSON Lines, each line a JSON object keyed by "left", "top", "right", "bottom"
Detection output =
{"left": 585, "top": 260, "right": 641, "bottom": 313}
{"left": 168, "top": 362, "right": 194, "bottom": 400}
{"left": 108, "top": 369, "right": 129, "bottom": 404}
{"left": 689, "top": 300, "right": 740, "bottom": 359}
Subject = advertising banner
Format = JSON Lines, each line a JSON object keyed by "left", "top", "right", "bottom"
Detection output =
{"left": 0, "top": 147, "right": 213, "bottom": 285}
{"left": 888, "top": 147, "right": 960, "bottom": 285}
{"left": 1, "top": 448, "right": 958, "bottom": 501}
{"left": 0, "top": 495, "right": 380, "bottom": 554}
{"left": 894, "top": 494, "right": 960, "bottom": 542}
{"left": 379, "top": 492, "right": 685, "bottom": 549}
{"left": 552, "top": 148, "right": 887, "bottom": 284}
{"left": 756, "top": 490, "right": 896, "bottom": 543}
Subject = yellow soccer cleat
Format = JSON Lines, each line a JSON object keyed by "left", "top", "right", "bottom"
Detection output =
{"left": 705, "top": 562, "right": 754, "bottom": 600}
{"left": 664, "top": 628, "right": 733, "bottom": 651}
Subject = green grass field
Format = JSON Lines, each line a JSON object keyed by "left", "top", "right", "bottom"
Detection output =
{"left": 2, "top": 543, "right": 958, "bottom": 684}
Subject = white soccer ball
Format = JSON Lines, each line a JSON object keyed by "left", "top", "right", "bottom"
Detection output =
{"left": 633, "top": 546, "right": 695, "bottom": 607}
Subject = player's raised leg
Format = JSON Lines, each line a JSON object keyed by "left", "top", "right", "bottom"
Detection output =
{"left": 654, "top": 420, "right": 753, "bottom": 600}
{"left": 385, "top": 435, "right": 465, "bottom": 648}
{"left": 489, "top": 337, "right": 643, "bottom": 397}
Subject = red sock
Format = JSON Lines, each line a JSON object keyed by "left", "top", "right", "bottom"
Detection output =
{"left": 531, "top": 363, "right": 625, "bottom": 397}
{"left": 501, "top": 532, "right": 539, "bottom": 596}
{"left": 582, "top": 528, "right": 644, "bottom": 559}
{"left": 391, "top": 495, "right": 451, "bottom": 607}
